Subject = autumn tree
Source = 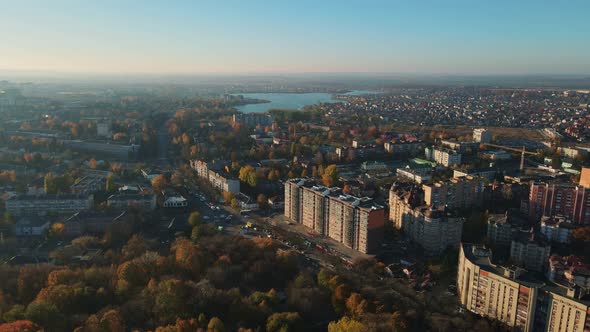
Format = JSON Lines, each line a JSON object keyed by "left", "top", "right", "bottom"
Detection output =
{"left": 257, "top": 194, "right": 268, "bottom": 209}
{"left": 322, "top": 164, "right": 339, "bottom": 187}
{"left": 188, "top": 211, "right": 202, "bottom": 227}
{"left": 239, "top": 166, "right": 257, "bottom": 187}
{"left": 151, "top": 175, "right": 168, "bottom": 194}
{"left": 207, "top": 317, "right": 225, "bottom": 332}
{"left": 327, "top": 316, "right": 368, "bottom": 332}
{"left": 266, "top": 312, "right": 303, "bottom": 332}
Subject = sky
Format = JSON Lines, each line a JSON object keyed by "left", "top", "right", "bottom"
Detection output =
{"left": 1, "top": 0, "right": 589, "bottom": 75}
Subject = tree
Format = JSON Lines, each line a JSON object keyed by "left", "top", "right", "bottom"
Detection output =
{"left": 122, "top": 235, "right": 149, "bottom": 260}
{"left": 24, "top": 301, "right": 63, "bottom": 331}
{"left": 207, "top": 317, "right": 225, "bottom": 332}
{"left": 89, "top": 158, "right": 98, "bottom": 169}
{"left": 268, "top": 169, "right": 280, "bottom": 181}
{"left": 151, "top": 175, "right": 168, "bottom": 194}
{"left": 222, "top": 191, "right": 235, "bottom": 205}
{"left": 239, "top": 166, "right": 257, "bottom": 187}
{"left": 327, "top": 317, "right": 368, "bottom": 332}
{"left": 106, "top": 175, "right": 115, "bottom": 192}
{"left": 257, "top": 194, "right": 268, "bottom": 209}
{"left": 266, "top": 312, "right": 303, "bottom": 332}
{"left": 2, "top": 305, "right": 25, "bottom": 323}
{"left": 44, "top": 173, "right": 57, "bottom": 194}
{"left": 188, "top": 211, "right": 202, "bottom": 227}
{"left": 322, "top": 164, "right": 339, "bottom": 187}
{"left": 0, "top": 320, "right": 40, "bottom": 332}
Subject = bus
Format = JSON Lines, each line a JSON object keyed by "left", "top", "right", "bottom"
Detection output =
{"left": 240, "top": 209, "right": 252, "bottom": 216}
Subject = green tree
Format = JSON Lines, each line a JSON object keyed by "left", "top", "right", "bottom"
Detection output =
{"left": 2, "top": 305, "right": 25, "bottom": 322}
{"left": 44, "top": 173, "right": 57, "bottom": 194}
{"left": 266, "top": 312, "right": 303, "bottom": 332}
{"left": 106, "top": 175, "right": 115, "bottom": 192}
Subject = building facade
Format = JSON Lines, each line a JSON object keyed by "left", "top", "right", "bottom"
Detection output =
{"left": 284, "top": 178, "right": 385, "bottom": 254}
{"left": 422, "top": 176, "right": 485, "bottom": 209}
{"left": 458, "top": 243, "right": 590, "bottom": 332}
{"left": 473, "top": 128, "right": 492, "bottom": 144}
{"left": 425, "top": 146, "right": 462, "bottom": 167}
{"left": 6, "top": 194, "right": 94, "bottom": 216}
{"left": 528, "top": 182, "right": 590, "bottom": 225}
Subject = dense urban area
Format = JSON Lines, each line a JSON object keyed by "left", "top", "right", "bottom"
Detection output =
{"left": 1, "top": 78, "right": 590, "bottom": 332}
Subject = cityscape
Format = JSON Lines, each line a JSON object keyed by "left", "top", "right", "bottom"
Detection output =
{"left": 1, "top": 1, "right": 590, "bottom": 332}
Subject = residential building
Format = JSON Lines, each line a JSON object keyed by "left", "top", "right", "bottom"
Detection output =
{"left": 458, "top": 243, "right": 590, "bottom": 332}
{"left": 107, "top": 193, "right": 157, "bottom": 210}
{"left": 70, "top": 175, "right": 106, "bottom": 194}
{"left": 189, "top": 159, "right": 240, "bottom": 193}
{"left": 473, "top": 128, "right": 492, "bottom": 144}
{"left": 383, "top": 140, "right": 422, "bottom": 155}
{"left": 361, "top": 161, "right": 388, "bottom": 173}
{"left": 453, "top": 167, "right": 497, "bottom": 181}
{"left": 422, "top": 176, "right": 485, "bottom": 209}
{"left": 5, "top": 194, "right": 94, "bottom": 217}
{"left": 441, "top": 140, "right": 480, "bottom": 154}
{"left": 528, "top": 182, "right": 590, "bottom": 225}
{"left": 547, "top": 255, "right": 590, "bottom": 289}
{"left": 63, "top": 140, "right": 139, "bottom": 160}
{"left": 284, "top": 178, "right": 385, "bottom": 254}
{"left": 236, "top": 192, "right": 259, "bottom": 210}
{"left": 481, "top": 150, "right": 512, "bottom": 160}
{"left": 14, "top": 217, "right": 50, "bottom": 236}
{"left": 389, "top": 184, "right": 463, "bottom": 255}
{"left": 232, "top": 113, "right": 274, "bottom": 127}
{"left": 425, "top": 146, "right": 462, "bottom": 167}
{"left": 396, "top": 167, "right": 432, "bottom": 184}
{"left": 579, "top": 167, "right": 590, "bottom": 189}
{"left": 540, "top": 216, "right": 574, "bottom": 244}
{"left": 510, "top": 230, "right": 551, "bottom": 272}
{"left": 487, "top": 213, "right": 525, "bottom": 247}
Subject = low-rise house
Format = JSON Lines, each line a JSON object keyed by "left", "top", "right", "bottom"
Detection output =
{"left": 237, "top": 193, "right": 259, "bottom": 210}
{"left": 163, "top": 195, "right": 188, "bottom": 208}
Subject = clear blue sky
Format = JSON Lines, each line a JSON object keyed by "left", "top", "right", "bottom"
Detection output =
{"left": 1, "top": 0, "right": 589, "bottom": 75}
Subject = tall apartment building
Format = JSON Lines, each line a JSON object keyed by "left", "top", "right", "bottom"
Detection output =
{"left": 6, "top": 194, "right": 94, "bottom": 216}
{"left": 487, "top": 213, "right": 526, "bottom": 247}
{"left": 528, "top": 182, "right": 590, "bottom": 225}
{"left": 389, "top": 184, "right": 463, "bottom": 255}
{"left": 458, "top": 243, "right": 590, "bottom": 332}
{"left": 422, "top": 176, "right": 485, "bottom": 209}
{"left": 284, "top": 178, "right": 385, "bottom": 254}
{"left": 509, "top": 231, "right": 551, "bottom": 273}
{"left": 384, "top": 140, "right": 423, "bottom": 155}
{"left": 425, "top": 146, "right": 462, "bottom": 167}
{"left": 473, "top": 128, "right": 492, "bottom": 144}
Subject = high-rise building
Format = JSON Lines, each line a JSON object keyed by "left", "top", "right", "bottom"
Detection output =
{"left": 284, "top": 178, "right": 385, "bottom": 254}
{"left": 422, "top": 176, "right": 485, "bottom": 209}
{"left": 509, "top": 230, "right": 551, "bottom": 273}
{"left": 473, "top": 128, "right": 492, "bottom": 144}
{"left": 458, "top": 243, "right": 590, "bottom": 332}
{"left": 389, "top": 184, "right": 463, "bottom": 255}
{"left": 424, "top": 146, "right": 462, "bottom": 167}
{"left": 527, "top": 182, "right": 590, "bottom": 225}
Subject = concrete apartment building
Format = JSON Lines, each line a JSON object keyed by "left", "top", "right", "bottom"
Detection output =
{"left": 284, "top": 178, "right": 385, "bottom": 254}
{"left": 189, "top": 159, "right": 240, "bottom": 194}
{"left": 458, "top": 243, "right": 590, "bottom": 332}
{"left": 70, "top": 175, "right": 106, "bottom": 194}
{"left": 528, "top": 182, "right": 590, "bottom": 225}
{"left": 6, "top": 194, "right": 94, "bottom": 216}
{"left": 384, "top": 140, "right": 423, "bottom": 155}
{"left": 473, "top": 128, "right": 492, "bottom": 144}
{"left": 422, "top": 176, "right": 485, "bottom": 209}
{"left": 389, "top": 184, "right": 463, "bottom": 255}
{"left": 487, "top": 213, "right": 525, "bottom": 247}
{"left": 425, "top": 146, "right": 462, "bottom": 167}
{"left": 509, "top": 231, "right": 551, "bottom": 273}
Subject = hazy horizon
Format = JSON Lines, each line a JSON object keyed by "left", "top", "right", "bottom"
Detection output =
{"left": 2, "top": 0, "right": 590, "bottom": 76}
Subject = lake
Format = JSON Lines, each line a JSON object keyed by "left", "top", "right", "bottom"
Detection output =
{"left": 234, "top": 90, "right": 378, "bottom": 113}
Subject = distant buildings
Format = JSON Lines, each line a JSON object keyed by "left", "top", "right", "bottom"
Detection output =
{"left": 396, "top": 167, "right": 432, "bottom": 184}
{"left": 384, "top": 140, "right": 422, "bottom": 155}
{"left": 232, "top": 113, "right": 274, "bottom": 127}
{"left": 63, "top": 140, "right": 139, "bottom": 160}
{"left": 527, "top": 182, "right": 590, "bottom": 225}
{"left": 509, "top": 230, "right": 551, "bottom": 272}
{"left": 6, "top": 194, "right": 94, "bottom": 217}
{"left": 70, "top": 175, "right": 106, "bottom": 194}
{"left": 425, "top": 146, "right": 462, "bottom": 167}
{"left": 284, "top": 178, "right": 385, "bottom": 254}
{"left": 14, "top": 217, "right": 50, "bottom": 236}
{"left": 473, "top": 128, "right": 492, "bottom": 144}
{"left": 458, "top": 243, "right": 590, "bottom": 332}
